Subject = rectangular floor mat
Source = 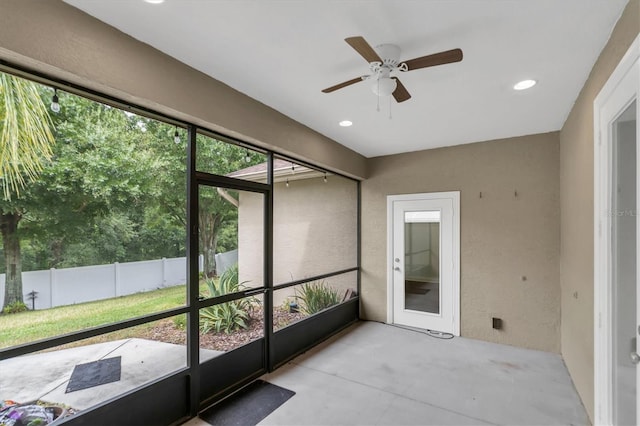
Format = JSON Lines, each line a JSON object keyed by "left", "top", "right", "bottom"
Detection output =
{"left": 66, "top": 356, "right": 122, "bottom": 393}
{"left": 200, "top": 380, "right": 295, "bottom": 426}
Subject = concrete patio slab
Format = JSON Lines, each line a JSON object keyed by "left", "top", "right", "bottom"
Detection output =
{"left": 259, "top": 322, "right": 588, "bottom": 425}
{"left": 186, "top": 321, "right": 589, "bottom": 426}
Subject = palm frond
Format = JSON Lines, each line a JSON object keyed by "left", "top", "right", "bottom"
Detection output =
{"left": 0, "top": 73, "right": 55, "bottom": 200}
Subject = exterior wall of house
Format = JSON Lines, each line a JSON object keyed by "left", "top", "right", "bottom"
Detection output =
{"left": 0, "top": 0, "right": 366, "bottom": 180}
{"left": 238, "top": 176, "right": 358, "bottom": 308}
{"left": 559, "top": 0, "right": 639, "bottom": 421}
{"left": 361, "top": 132, "right": 561, "bottom": 353}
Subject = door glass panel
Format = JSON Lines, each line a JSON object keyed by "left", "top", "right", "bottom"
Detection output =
{"left": 198, "top": 186, "right": 264, "bottom": 300}
{"left": 404, "top": 210, "right": 440, "bottom": 314}
{"left": 612, "top": 100, "right": 636, "bottom": 426}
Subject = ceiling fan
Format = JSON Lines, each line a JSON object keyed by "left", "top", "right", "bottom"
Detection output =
{"left": 322, "top": 36, "right": 463, "bottom": 103}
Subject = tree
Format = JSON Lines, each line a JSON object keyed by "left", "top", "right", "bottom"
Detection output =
{"left": 0, "top": 69, "right": 263, "bottom": 312}
{"left": 1, "top": 81, "right": 169, "bottom": 309}
{"left": 198, "top": 184, "right": 234, "bottom": 278}
{"left": 194, "top": 135, "right": 262, "bottom": 277}
{"left": 21, "top": 93, "right": 167, "bottom": 268}
{"left": 0, "top": 73, "right": 55, "bottom": 308}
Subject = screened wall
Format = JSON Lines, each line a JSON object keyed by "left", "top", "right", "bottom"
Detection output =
{"left": 0, "top": 66, "right": 359, "bottom": 425}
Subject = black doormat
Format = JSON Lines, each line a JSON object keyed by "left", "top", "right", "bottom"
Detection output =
{"left": 66, "top": 356, "right": 122, "bottom": 393}
{"left": 200, "top": 380, "right": 295, "bottom": 426}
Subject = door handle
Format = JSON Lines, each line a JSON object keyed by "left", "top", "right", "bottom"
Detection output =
{"left": 394, "top": 267, "right": 401, "bottom": 272}
{"left": 631, "top": 337, "right": 640, "bottom": 365}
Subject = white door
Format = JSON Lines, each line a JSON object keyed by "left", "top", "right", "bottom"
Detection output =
{"left": 594, "top": 35, "right": 639, "bottom": 425}
{"left": 610, "top": 99, "right": 638, "bottom": 426}
{"left": 387, "top": 192, "right": 460, "bottom": 335}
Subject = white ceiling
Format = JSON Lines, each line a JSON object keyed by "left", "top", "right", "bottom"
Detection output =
{"left": 64, "top": 0, "right": 628, "bottom": 158}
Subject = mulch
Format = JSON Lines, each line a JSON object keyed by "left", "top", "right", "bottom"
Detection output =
{"left": 139, "top": 306, "right": 305, "bottom": 352}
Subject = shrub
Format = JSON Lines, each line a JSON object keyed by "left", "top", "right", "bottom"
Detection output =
{"left": 199, "top": 264, "right": 256, "bottom": 334}
{"left": 172, "top": 315, "right": 187, "bottom": 329}
{"left": 295, "top": 280, "right": 341, "bottom": 315}
{"left": 200, "top": 302, "right": 251, "bottom": 334}
{"left": 1, "top": 301, "right": 28, "bottom": 315}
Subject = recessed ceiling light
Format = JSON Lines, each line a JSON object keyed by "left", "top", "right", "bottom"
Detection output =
{"left": 513, "top": 79, "right": 537, "bottom": 91}
{"left": 339, "top": 120, "right": 353, "bottom": 127}
{"left": 144, "top": 0, "right": 165, "bottom": 4}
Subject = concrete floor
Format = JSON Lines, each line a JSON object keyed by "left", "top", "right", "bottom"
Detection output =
{"left": 187, "top": 321, "right": 588, "bottom": 426}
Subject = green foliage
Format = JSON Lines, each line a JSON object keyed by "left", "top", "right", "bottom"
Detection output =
{"left": 279, "top": 297, "right": 294, "bottom": 312}
{"left": 0, "top": 69, "right": 266, "bottom": 309}
{"left": 172, "top": 315, "right": 187, "bottom": 329}
{"left": 1, "top": 301, "right": 28, "bottom": 315}
{"left": 21, "top": 94, "right": 174, "bottom": 267}
{"left": 199, "top": 264, "right": 256, "bottom": 334}
{"left": 295, "top": 281, "right": 341, "bottom": 315}
{"left": 200, "top": 301, "right": 250, "bottom": 335}
{"left": 217, "top": 263, "right": 242, "bottom": 293}
{"left": 0, "top": 74, "right": 56, "bottom": 308}
{"left": 195, "top": 135, "right": 265, "bottom": 276}
{"left": 0, "top": 81, "right": 188, "bottom": 274}
{"left": 0, "top": 73, "right": 55, "bottom": 200}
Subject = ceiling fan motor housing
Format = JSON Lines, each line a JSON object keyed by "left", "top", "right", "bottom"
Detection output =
{"left": 375, "top": 44, "right": 401, "bottom": 67}
{"left": 369, "top": 44, "right": 401, "bottom": 96}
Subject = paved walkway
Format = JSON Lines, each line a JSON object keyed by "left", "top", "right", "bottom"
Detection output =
{"left": 0, "top": 339, "right": 221, "bottom": 410}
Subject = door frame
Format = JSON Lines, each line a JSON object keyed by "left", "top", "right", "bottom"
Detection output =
{"left": 594, "top": 33, "right": 640, "bottom": 426}
{"left": 386, "top": 191, "right": 460, "bottom": 335}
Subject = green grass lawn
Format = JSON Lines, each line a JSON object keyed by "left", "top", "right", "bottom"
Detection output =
{"left": 0, "top": 285, "right": 191, "bottom": 349}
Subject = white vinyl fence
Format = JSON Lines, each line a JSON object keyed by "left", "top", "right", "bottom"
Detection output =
{"left": 0, "top": 250, "right": 238, "bottom": 310}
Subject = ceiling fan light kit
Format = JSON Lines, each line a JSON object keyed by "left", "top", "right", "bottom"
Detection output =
{"left": 322, "top": 36, "right": 463, "bottom": 105}
{"left": 372, "top": 75, "right": 397, "bottom": 97}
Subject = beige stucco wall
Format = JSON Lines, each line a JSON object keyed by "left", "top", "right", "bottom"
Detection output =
{"left": 559, "top": 0, "right": 639, "bottom": 421}
{"left": 238, "top": 176, "right": 358, "bottom": 307}
{"left": 361, "top": 132, "right": 561, "bottom": 353}
{"left": 0, "top": 0, "right": 366, "bottom": 179}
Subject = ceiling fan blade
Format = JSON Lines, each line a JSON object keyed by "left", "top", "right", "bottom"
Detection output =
{"left": 403, "top": 48, "right": 463, "bottom": 71}
{"left": 345, "top": 36, "right": 382, "bottom": 63}
{"left": 322, "top": 77, "right": 363, "bottom": 93}
{"left": 392, "top": 78, "right": 411, "bottom": 103}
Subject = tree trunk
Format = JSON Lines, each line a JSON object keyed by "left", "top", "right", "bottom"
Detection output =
{"left": 50, "top": 238, "right": 65, "bottom": 268}
{"left": 1, "top": 212, "right": 23, "bottom": 309}
{"left": 199, "top": 210, "right": 223, "bottom": 278}
{"left": 208, "top": 234, "right": 219, "bottom": 277}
